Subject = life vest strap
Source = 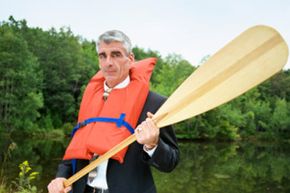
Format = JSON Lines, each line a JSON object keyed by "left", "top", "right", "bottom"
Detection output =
{"left": 71, "top": 113, "right": 135, "bottom": 137}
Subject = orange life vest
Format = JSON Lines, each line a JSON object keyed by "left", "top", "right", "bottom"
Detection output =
{"left": 63, "top": 58, "right": 157, "bottom": 163}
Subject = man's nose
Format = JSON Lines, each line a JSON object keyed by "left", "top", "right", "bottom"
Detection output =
{"left": 105, "top": 56, "right": 113, "bottom": 65}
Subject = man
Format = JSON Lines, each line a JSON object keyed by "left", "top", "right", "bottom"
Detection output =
{"left": 48, "top": 30, "right": 179, "bottom": 193}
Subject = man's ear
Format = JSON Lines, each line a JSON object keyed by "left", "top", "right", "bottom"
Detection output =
{"left": 128, "top": 52, "right": 135, "bottom": 64}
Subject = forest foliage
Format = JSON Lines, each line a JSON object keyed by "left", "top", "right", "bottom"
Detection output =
{"left": 1, "top": 17, "right": 290, "bottom": 141}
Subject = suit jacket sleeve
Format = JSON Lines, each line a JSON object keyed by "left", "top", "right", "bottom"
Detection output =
{"left": 141, "top": 91, "right": 179, "bottom": 172}
{"left": 56, "top": 159, "right": 72, "bottom": 178}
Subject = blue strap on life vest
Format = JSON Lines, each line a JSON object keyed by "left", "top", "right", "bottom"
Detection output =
{"left": 71, "top": 113, "right": 135, "bottom": 137}
{"left": 70, "top": 113, "right": 134, "bottom": 176}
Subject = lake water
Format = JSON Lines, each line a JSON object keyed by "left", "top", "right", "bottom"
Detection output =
{"left": 1, "top": 135, "right": 290, "bottom": 193}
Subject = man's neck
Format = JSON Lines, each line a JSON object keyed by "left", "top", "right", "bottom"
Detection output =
{"left": 104, "top": 76, "right": 130, "bottom": 90}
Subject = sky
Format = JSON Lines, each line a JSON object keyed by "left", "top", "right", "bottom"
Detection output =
{"left": 1, "top": 0, "right": 290, "bottom": 69}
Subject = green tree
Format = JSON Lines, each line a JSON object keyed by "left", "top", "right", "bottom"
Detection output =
{"left": 0, "top": 22, "right": 43, "bottom": 132}
{"left": 259, "top": 70, "right": 290, "bottom": 101}
{"left": 151, "top": 54, "right": 194, "bottom": 96}
{"left": 270, "top": 98, "right": 290, "bottom": 135}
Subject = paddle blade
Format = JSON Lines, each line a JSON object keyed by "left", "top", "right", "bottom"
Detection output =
{"left": 155, "top": 25, "right": 289, "bottom": 128}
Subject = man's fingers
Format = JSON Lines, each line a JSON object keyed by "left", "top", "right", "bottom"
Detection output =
{"left": 64, "top": 186, "right": 72, "bottom": 193}
{"left": 47, "top": 178, "right": 69, "bottom": 193}
{"left": 147, "top": 112, "right": 154, "bottom": 118}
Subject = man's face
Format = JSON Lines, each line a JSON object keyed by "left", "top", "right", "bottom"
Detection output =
{"left": 98, "top": 41, "right": 134, "bottom": 88}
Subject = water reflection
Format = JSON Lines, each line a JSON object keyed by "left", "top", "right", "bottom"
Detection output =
{"left": 1, "top": 136, "right": 290, "bottom": 193}
{"left": 153, "top": 142, "right": 290, "bottom": 193}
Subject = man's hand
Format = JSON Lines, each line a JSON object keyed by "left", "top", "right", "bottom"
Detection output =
{"left": 135, "top": 112, "right": 159, "bottom": 149}
{"left": 47, "top": 177, "right": 71, "bottom": 193}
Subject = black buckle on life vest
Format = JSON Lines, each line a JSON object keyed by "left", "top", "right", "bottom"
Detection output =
{"left": 78, "top": 121, "right": 87, "bottom": 128}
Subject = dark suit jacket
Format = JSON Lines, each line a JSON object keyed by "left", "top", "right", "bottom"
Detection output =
{"left": 56, "top": 91, "right": 180, "bottom": 193}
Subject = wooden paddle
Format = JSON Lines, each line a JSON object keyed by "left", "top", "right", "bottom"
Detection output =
{"left": 63, "top": 25, "right": 288, "bottom": 187}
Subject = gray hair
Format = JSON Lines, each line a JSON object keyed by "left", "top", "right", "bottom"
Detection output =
{"left": 97, "top": 30, "right": 132, "bottom": 54}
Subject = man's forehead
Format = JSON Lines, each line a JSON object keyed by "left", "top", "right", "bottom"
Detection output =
{"left": 98, "top": 41, "right": 126, "bottom": 53}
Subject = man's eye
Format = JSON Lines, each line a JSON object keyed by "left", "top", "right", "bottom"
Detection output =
{"left": 99, "top": 54, "right": 106, "bottom": 59}
{"left": 112, "top": 52, "right": 122, "bottom": 58}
